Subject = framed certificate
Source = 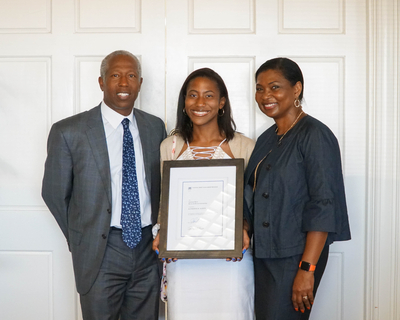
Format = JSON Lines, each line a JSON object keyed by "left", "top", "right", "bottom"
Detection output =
{"left": 159, "top": 159, "right": 244, "bottom": 259}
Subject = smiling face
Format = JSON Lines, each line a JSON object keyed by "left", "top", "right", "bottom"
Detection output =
{"left": 184, "top": 77, "right": 226, "bottom": 128}
{"left": 255, "top": 69, "right": 302, "bottom": 120}
{"left": 98, "top": 54, "right": 143, "bottom": 116}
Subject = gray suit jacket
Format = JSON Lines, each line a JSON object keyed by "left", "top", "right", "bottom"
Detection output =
{"left": 42, "top": 105, "right": 167, "bottom": 294}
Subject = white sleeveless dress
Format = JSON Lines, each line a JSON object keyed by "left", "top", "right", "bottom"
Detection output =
{"left": 166, "top": 140, "right": 255, "bottom": 320}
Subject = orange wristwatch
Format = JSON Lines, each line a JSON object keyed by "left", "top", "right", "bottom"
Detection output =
{"left": 299, "top": 261, "right": 316, "bottom": 272}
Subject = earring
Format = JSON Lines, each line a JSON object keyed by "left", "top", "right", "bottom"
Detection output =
{"left": 294, "top": 98, "right": 301, "bottom": 108}
{"left": 218, "top": 108, "right": 225, "bottom": 117}
{"left": 183, "top": 108, "right": 187, "bottom": 115}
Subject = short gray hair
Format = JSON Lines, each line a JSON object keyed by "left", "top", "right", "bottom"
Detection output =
{"left": 100, "top": 50, "right": 141, "bottom": 80}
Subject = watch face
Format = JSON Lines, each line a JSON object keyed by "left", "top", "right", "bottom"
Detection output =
{"left": 300, "top": 261, "right": 311, "bottom": 271}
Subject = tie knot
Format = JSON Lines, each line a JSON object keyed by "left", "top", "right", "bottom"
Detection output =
{"left": 122, "top": 118, "right": 130, "bottom": 131}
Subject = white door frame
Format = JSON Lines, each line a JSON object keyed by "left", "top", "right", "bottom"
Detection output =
{"left": 366, "top": 1, "right": 400, "bottom": 319}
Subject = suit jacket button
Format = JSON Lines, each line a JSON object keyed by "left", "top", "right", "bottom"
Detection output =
{"left": 262, "top": 192, "right": 269, "bottom": 198}
{"left": 262, "top": 222, "right": 270, "bottom": 228}
{"left": 266, "top": 164, "right": 272, "bottom": 170}
{"left": 107, "top": 208, "right": 111, "bottom": 214}
{"left": 102, "top": 234, "right": 107, "bottom": 239}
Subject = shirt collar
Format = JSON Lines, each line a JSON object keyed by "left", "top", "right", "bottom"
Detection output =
{"left": 100, "top": 101, "right": 136, "bottom": 128}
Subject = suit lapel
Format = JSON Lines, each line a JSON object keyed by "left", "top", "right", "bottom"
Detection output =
{"left": 85, "top": 106, "right": 112, "bottom": 205}
{"left": 135, "top": 109, "right": 152, "bottom": 189}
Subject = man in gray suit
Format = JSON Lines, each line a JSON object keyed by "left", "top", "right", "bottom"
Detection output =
{"left": 42, "top": 50, "right": 167, "bottom": 319}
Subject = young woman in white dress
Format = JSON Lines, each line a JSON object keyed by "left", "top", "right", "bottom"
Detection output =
{"left": 153, "top": 68, "right": 255, "bottom": 320}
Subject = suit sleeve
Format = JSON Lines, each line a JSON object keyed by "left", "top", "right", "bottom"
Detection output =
{"left": 42, "top": 123, "right": 73, "bottom": 242}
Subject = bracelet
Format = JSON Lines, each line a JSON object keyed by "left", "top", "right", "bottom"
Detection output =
{"left": 152, "top": 223, "right": 160, "bottom": 239}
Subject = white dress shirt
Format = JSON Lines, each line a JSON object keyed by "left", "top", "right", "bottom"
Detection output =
{"left": 101, "top": 102, "right": 152, "bottom": 228}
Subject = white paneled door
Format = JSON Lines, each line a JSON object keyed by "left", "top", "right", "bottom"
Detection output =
{"left": 0, "top": 1, "right": 365, "bottom": 319}
{"left": 0, "top": 1, "right": 166, "bottom": 320}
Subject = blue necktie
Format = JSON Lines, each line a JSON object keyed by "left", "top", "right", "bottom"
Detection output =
{"left": 121, "top": 118, "right": 142, "bottom": 248}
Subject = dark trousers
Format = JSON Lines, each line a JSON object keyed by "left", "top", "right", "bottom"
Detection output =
{"left": 80, "top": 226, "right": 161, "bottom": 320}
{"left": 254, "top": 246, "right": 329, "bottom": 320}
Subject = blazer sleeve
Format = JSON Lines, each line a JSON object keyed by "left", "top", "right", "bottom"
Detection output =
{"left": 300, "top": 124, "right": 349, "bottom": 238}
{"left": 42, "top": 123, "right": 73, "bottom": 242}
{"left": 157, "top": 135, "right": 185, "bottom": 223}
{"left": 228, "top": 133, "right": 255, "bottom": 235}
{"left": 229, "top": 132, "right": 255, "bottom": 169}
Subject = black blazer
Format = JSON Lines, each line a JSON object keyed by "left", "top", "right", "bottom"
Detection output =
{"left": 244, "top": 115, "right": 351, "bottom": 259}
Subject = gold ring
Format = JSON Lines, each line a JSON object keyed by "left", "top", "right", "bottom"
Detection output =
{"left": 303, "top": 296, "right": 308, "bottom": 300}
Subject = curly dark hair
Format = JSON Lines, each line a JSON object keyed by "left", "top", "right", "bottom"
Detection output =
{"left": 174, "top": 68, "right": 236, "bottom": 142}
{"left": 255, "top": 57, "right": 304, "bottom": 102}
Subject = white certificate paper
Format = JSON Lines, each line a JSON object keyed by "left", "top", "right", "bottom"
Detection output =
{"left": 181, "top": 180, "right": 224, "bottom": 237}
{"left": 167, "top": 165, "right": 236, "bottom": 251}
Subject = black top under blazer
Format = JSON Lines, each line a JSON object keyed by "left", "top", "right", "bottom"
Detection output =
{"left": 244, "top": 115, "right": 351, "bottom": 259}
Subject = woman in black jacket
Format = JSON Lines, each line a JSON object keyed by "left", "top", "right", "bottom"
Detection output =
{"left": 244, "top": 57, "right": 351, "bottom": 320}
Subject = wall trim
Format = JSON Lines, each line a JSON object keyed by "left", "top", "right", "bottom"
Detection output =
{"left": 366, "top": 0, "right": 399, "bottom": 319}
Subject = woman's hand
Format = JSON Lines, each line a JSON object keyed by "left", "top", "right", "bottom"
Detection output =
{"left": 242, "top": 227, "right": 250, "bottom": 255}
{"left": 152, "top": 233, "right": 177, "bottom": 263}
{"left": 226, "top": 227, "right": 250, "bottom": 262}
{"left": 292, "top": 269, "right": 314, "bottom": 313}
{"left": 152, "top": 232, "right": 160, "bottom": 254}
{"left": 291, "top": 231, "right": 327, "bottom": 313}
